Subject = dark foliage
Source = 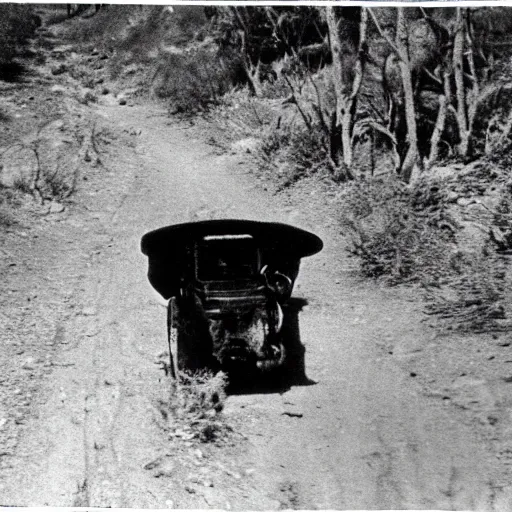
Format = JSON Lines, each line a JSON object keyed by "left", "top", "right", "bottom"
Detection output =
{"left": 155, "top": 49, "right": 236, "bottom": 114}
{"left": 0, "top": 5, "right": 41, "bottom": 67}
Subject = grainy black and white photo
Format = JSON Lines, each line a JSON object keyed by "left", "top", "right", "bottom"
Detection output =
{"left": 1, "top": 2, "right": 512, "bottom": 509}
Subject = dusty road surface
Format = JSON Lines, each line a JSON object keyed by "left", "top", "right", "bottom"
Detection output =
{"left": 1, "top": 95, "right": 512, "bottom": 510}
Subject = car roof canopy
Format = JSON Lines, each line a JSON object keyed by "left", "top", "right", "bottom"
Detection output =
{"left": 141, "top": 219, "right": 323, "bottom": 260}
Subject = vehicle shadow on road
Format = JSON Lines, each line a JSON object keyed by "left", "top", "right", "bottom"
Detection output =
{"left": 228, "top": 297, "right": 316, "bottom": 395}
{"left": 0, "top": 62, "right": 29, "bottom": 83}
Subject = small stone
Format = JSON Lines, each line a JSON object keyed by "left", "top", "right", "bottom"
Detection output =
{"left": 51, "top": 64, "right": 67, "bottom": 76}
{"left": 282, "top": 410, "right": 303, "bottom": 418}
{"left": 51, "top": 85, "right": 67, "bottom": 95}
{"left": 21, "top": 357, "right": 36, "bottom": 370}
{"left": 457, "top": 197, "right": 473, "bottom": 207}
{"left": 101, "top": 87, "right": 110, "bottom": 95}
{"left": 82, "top": 307, "right": 97, "bottom": 317}
{"left": 446, "top": 191, "right": 459, "bottom": 203}
{"left": 144, "top": 456, "right": 163, "bottom": 471}
{"left": 118, "top": 98, "right": 127, "bottom": 106}
{"left": 48, "top": 201, "right": 65, "bottom": 214}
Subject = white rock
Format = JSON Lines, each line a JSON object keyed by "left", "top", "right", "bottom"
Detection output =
{"left": 21, "top": 357, "right": 36, "bottom": 370}
{"left": 48, "top": 201, "right": 65, "bottom": 214}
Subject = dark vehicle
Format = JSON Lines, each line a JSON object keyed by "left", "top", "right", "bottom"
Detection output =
{"left": 141, "top": 219, "right": 323, "bottom": 380}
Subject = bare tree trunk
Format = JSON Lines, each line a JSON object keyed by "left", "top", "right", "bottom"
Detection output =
{"left": 237, "top": 29, "right": 262, "bottom": 97}
{"left": 427, "top": 93, "right": 447, "bottom": 169}
{"left": 325, "top": 6, "right": 345, "bottom": 167}
{"left": 325, "top": 7, "right": 367, "bottom": 172}
{"left": 369, "top": 8, "right": 418, "bottom": 183}
{"left": 453, "top": 7, "right": 469, "bottom": 156}
{"left": 246, "top": 59, "right": 263, "bottom": 97}
{"left": 464, "top": 8, "right": 480, "bottom": 156}
{"left": 395, "top": 8, "right": 419, "bottom": 183}
{"left": 427, "top": 69, "right": 450, "bottom": 169}
{"left": 231, "top": 7, "right": 263, "bottom": 97}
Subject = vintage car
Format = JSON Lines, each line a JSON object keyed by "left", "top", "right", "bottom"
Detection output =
{"left": 141, "top": 219, "right": 323, "bottom": 380}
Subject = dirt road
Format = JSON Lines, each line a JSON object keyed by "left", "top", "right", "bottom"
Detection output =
{"left": 1, "top": 93, "right": 512, "bottom": 509}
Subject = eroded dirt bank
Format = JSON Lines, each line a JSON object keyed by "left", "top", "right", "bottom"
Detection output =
{"left": 0, "top": 100, "right": 511, "bottom": 510}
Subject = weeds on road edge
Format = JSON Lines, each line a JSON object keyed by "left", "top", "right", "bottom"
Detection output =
{"left": 157, "top": 370, "right": 232, "bottom": 445}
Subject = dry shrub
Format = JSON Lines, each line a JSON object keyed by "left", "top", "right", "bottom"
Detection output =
{"left": 159, "top": 371, "right": 231, "bottom": 444}
{"left": 339, "top": 176, "right": 456, "bottom": 285}
{"left": 271, "top": 124, "right": 328, "bottom": 188}
{"left": 424, "top": 251, "right": 510, "bottom": 333}
{"left": 339, "top": 174, "right": 512, "bottom": 332}
{"left": 0, "top": 186, "right": 21, "bottom": 227}
{"left": 155, "top": 49, "right": 235, "bottom": 114}
{"left": 213, "top": 90, "right": 275, "bottom": 136}
{"left": 260, "top": 73, "right": 292, "bottom": 100}
{"left": 0, "top": 205, "right": 15, "bottom": 227}
{"left": 490, "top": 180, "right": 512, "bottom": 252}
{"left": 422, "top": 178, "right": 511, "bottom": 333}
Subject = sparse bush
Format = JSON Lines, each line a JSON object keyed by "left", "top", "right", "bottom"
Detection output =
{"left": 42, "top": 170, "right": 72, "bottom": 199}
{"left": 212, "top": 90, "right": 277, "bottom": 138}
{"left": 285, "top": 125, "right": 328, "bottom": 178}
{"left": 260, "top": 74, "right": 291, "bottom": 100}
{"left": 0, "top": 185, "right": 21, "bottom": 226}
{"left": 339, "top": 176, "right": 457, "bottom": 284}
{"left": 12, "top": 177, "right": 32, "bottom": 195}
{"left": 490, "top": 180, "right": 512, "bottom": 252}
{"left": 78, "top": 91, "right": 98, "bottom": 106}
{"left": 255, "top": 118, "right": 331, "bottom": 188}
{"left": 259, "top": 126, "right": 292, "bottom": 164}
{"left": 155, "top": 49, "right": 235, "bottom": 114}
{"left": 0, "top": 206, "right": 15, "bottom": 227}
{"left": 424, "top": 251, "right": 510, "bottom": 332}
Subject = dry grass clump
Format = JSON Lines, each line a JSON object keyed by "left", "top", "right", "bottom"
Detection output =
{"left": 0, "top": 205, "right": 15, "bottom": 227}
{"left": 158, "top": 371, "right": 231, "bottom": 444}
{"left": 424, "top": 251, "right": 510, "bottom": 333}
{"left": 258, "top": 123, "right": 329, "bottom": 189}
{"left": 424, "top": 179, "right": 512, "bottom": 333}
{"left": 339, "top": 176, "right": 456, "bottom": 285}
{"left": 0, "top": 186, "right": 21, "bottom": 227}
{"left": 339, "top": 173, "right": 512, "bottom": 332}
{"left": 490, "top": 180, "right": 512, "bottom": 252}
